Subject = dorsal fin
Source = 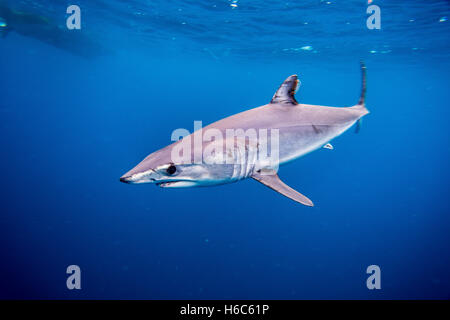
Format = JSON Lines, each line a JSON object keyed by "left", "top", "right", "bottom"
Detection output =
{"left": 270, "top": 75, "right": 300, "bottom": 105}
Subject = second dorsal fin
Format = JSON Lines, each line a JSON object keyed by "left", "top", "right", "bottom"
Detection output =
{"left": 270, "top": 75, "right": 300, "bottom": 105}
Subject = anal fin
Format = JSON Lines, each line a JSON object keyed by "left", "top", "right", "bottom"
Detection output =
{"left": 252, "top": 171, "right": 314, "bottom": 207}
{"left": 323, "top": 143, "right": 333, "bottom": 150}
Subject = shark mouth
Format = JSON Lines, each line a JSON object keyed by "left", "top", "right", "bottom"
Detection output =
{"left": 156, "top": 181, "right": 197, "bottom": 188}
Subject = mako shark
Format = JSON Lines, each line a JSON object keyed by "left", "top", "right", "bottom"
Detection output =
{"left": 120, "top": 63, "right": 369, "bottom": 206}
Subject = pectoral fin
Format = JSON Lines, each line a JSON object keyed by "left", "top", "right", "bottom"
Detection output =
{"left": 252, "top": 171, "right": 314, "bottom": 206}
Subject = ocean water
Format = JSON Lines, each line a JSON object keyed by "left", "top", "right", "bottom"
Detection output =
{"left": 0, "top": 0, "right": 449, "bottom": 299}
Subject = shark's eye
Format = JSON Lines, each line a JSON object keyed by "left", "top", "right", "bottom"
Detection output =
{"left": 166, "top": 164, "right": 177, "bottom": 175}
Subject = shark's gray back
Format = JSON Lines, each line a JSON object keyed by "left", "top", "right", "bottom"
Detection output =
{"left": 201, "top": 103, "right": 368, "bottom": 163}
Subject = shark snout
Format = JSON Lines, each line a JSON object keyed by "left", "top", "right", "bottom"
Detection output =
{"left": 119, "top": 174, "right": 155, "bottom": 184}
{"left": 119, "top": 174, "right": 156, "bottom": 184}
{"left": 119, "top": 176, "right": 132, "bottom": 184}
{"left": 119, "top": 168, "right": 158, "bottom": 184}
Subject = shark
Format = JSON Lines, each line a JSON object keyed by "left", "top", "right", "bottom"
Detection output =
{"left": 120, "top": 63, "right": 369, "bottom": 206}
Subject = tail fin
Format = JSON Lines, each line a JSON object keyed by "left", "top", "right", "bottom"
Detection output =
{"left": 358, "top": 61, "right": 366, "bottom": 106}
{"left": 355, "top": 61, "right": 367, "bottom": 134}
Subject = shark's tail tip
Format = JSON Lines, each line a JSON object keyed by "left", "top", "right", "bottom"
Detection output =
{"left": 357, "top": 60, "right": 366, "bottom": 106}
{"left": 360, "top": 60, "right": 366, "bottom": 69}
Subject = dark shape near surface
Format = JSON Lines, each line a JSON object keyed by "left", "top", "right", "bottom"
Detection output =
{"left": 0, "top": 1, "right": 108, "bottom": 58}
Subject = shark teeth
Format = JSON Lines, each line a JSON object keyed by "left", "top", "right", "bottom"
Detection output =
{"left": 156, "top": 181, "right": 178, "bottom": 187}
{"left": 156, "top": 181, "right": 197, "bottom": 188}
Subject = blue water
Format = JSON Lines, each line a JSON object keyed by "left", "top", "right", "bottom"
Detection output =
{"left": 0, "top": 0, "right": 449, "bottom": 299}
